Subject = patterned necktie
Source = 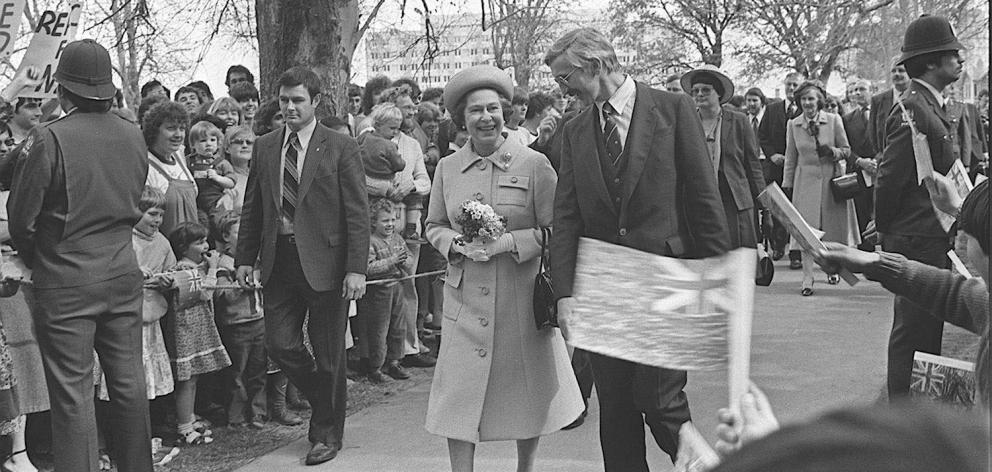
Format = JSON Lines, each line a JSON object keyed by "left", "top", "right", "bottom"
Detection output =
{"left": 282, "top": 131, "right": 300, "bottom": 221}
{"left": 751, "top": 116, "right": 759, "bottom": 134}
{"left": 602, "top": 103, "right": 623, "bottom": 166}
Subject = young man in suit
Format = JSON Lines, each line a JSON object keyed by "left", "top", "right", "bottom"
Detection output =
{"left": 235, "top": 67, "right": 369, "bottom": 465}
{"left": 546, "top": 28, "right": 729, "bottom": 471}
{"left": 757, "top": 71, "right": 804, "bottom": 264}
{"left": 875, "top": 15, "right": 965, "bottom": 400}
{"left": 7, "top": 40, "right": 152, "bottom": 472}
{"left": 867, "top": 60, "right": 910, "bottom": 156}
{"left": 842, "top": 78, "right": 877, "bottom": 251}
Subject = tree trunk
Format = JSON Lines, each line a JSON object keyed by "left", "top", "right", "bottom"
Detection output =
{"left": 255, "top": 0, "right": 360, "bottom": 117}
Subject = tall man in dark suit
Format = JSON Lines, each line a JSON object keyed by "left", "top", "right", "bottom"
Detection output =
{"left": 867, "top": 60, "right": 910, "bottom": 157}
{"left": 757, "top": 72, "right": 803, "bottom": 264}
{"left": 875, "top": 15, "right": 964, "bottom": 399}
{"left": 7, "top": 40, "right": 152, "bottom": 472}
{"left": 842, "top": 78, "right": 877, "bottom": 251}
{"left": 546, "top": 28, "right": 729, "bottom": 471}
{"left": 235, "top": 67, "right": 369, "bottom": 465}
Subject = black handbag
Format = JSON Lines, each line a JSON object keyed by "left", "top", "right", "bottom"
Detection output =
{"left": 830, "top": 162, "right": 863, "bottom": 202}
{"left": 533, "top": 227, "right": 558, "bottom": 330}
{"left": 755, "top": 242, "right": 774, "bottom": 286}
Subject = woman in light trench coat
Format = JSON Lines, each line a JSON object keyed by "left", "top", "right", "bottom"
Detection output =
{"left": 783, "top": 80, "right": 860, "bottom": 296}
{"left": 424, "top": 65, "right": 583, "bottom": 472}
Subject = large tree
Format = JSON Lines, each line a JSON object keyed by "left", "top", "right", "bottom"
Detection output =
{"left": 255, "top": 0, "right": 391, "bottom": 116}
{"left": 610, "top": 0, "right": 745, "bottom": 67}
{"left": 486, "top": 0, "right": 570, "bottom": 88}
{"left": 738, "top": 0, "right": 894, "bottom": 82}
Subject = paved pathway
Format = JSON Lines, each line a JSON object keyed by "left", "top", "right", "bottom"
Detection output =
{"left": 236, "top": 261, "right": 948, "bottom": 471}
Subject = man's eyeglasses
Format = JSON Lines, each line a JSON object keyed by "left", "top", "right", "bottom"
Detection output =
{"left": 554, "top": 67, "right": 580, "bottom": 87}
{"left": 231, "top": 139, "right": 254, "bottom": 146}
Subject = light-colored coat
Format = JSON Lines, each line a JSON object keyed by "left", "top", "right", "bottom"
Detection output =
{"left": 784, "top": 110, "right": 860, "bottom": 247}
{"left": 424, "top": 137, "right": 582, "bottom": 443}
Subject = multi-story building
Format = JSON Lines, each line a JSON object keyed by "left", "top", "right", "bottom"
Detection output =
{"left": 363, "top": 11, "right": 639, "bottom": 91}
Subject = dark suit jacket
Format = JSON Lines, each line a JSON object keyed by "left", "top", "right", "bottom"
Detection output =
{"left": 551, "top": 83, "right": 729, "bottom": 299}
{"left": 758, "top": 99, "right": 798, "bottom": 159}
{"left": 876, "top": 81, "right": 958, "bottom": 238}
{"left": 235, "top": 122, "right": 370, "bottom": 291}
{"left": 868, "top": 89, "right": 896, "bottom": 157}
{"left": 719, "top": 110, "right": 766, "bottom": 210}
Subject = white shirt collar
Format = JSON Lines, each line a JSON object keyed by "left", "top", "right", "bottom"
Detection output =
{"left": 750, "top": 106, "right": 765, "bottom": 122}
{"left": 597, "top": 75, "right": 636, "bottom": 117}
{"left": 912, "top": 79, "right": 946, "bottom": 108}
{"left": 283, "top": 118, "right": 318, "bottom": 149}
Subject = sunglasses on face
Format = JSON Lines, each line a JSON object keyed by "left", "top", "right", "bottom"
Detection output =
{"left": 232, "top": 139, "right": 254, "bottom": 146}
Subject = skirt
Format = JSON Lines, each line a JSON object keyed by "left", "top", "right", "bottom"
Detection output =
{"left": 164, "top": 300, "right": 231, "bottom": 381}
{"left": 0, "top": 288, "right": 50, "bottom": 413}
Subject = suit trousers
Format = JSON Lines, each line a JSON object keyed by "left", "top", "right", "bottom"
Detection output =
{"left": 588, "top": 353, "right": 690, "bottom": 470}
{"left": 760, "top": 160, "right": 789, "bottom": 253}
{"left": 264, "top": 237, "right": 349, "bottom": 447}
{"left": 881, "top": 234, "right": 951, "bottom": 398}
{"left": 217, "top": 319, "right": 267, "bottom": 423}
{"left": 31, "top": 271, "right": 151, "bottom": 472}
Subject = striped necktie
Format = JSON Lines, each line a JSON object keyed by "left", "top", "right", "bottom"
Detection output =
{"left": 602, "top": 103, "right": 623, "bottom": 166}
{"left": 282, "top": 131, "right": 300, "bottom": 221}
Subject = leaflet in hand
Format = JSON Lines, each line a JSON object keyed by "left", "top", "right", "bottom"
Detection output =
{"left": 757, "top": 183, "right": 858, "bottom": 285}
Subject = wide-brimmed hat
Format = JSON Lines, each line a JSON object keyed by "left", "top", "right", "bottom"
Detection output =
{"left": 443, "top": 65, "right": 514, "bottom": 110}
{"left": 897, "top": 15, "right": 965, "bottom": 65}
{"left": 54, "top": 39, "right": 117, "bottom": 100}
{"left": 681, "top": 64, "right": 734, "bottom": 104}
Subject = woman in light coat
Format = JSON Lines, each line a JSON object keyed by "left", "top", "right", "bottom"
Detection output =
{"left": 424, "top": 65, "right": 583, "bottom": 472}
{"left": 783, "top": 80, "right": 860, "bottom": 296}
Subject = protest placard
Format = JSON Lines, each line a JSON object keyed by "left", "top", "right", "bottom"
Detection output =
{"left": 0, "top": 0, "right": 26, "bottom": 59}
{"left": 757, "top": 183, "right": 859, "bottom": 285}
{"left": 12, "top": 2, "right": 82, "bottom": 99}
{"left": 569, "top": 238, "right": 755, "bottom": 416}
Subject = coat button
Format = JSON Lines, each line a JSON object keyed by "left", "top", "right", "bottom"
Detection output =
{"left": 479, "top": 317, "right": 489, "bottom": 327}
{"left": 477, "top": 161, "right": 488, "bottom": 170}
{"left": 619, "top": 228, "right": 628, "bottom": 236}
{"left": 477, "top": 348, "right": 488, "bottom": 357}
{"left": 614, "top": 178, "right": 621, "bottom": 184}
{"left": 474, "top": 192, "right": 484, "bottom": 201}
{"left": 480, "top": 287, "right": 490, "bottom": 295}
{"left": 510, "top": 176, "right": 518, "bottom": 183}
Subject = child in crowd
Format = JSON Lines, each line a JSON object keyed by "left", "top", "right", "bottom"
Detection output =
{"left": 164, "top": 222, "right": 232, "bottom": 446}
{"left": 186, "top": 121, "right": 236, "bottom": 229}
{"left": 213, "top": 211, "right": 267, "bottom": 428}
{"left": 355, "top": 198, "right": 413, "bottom": 383}
{"left": 358, "top": 103, "right": 407, "bottom": 199}
{"left": 94, "top": 187, "right": 180, "bottom": 465}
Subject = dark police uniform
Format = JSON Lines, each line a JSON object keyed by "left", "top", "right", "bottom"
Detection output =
{"left": 7, "top": 109, "right": 150, "bottom": 472}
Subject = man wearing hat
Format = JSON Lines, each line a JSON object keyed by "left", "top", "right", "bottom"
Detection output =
{"left": 546, "top": 28, "right": 728, "bottom": 471}
{"left": 875, "top": 14, "right": 966, "bottom": 399}
{"left": 6, "top": 39, "right": 152, "bottom": 471}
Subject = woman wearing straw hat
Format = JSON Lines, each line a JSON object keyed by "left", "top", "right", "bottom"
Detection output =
{"left": 424, "top": 65, "right": 583, "bottom": 472}
{"left": 682, "top": 65, "right": 766, "bottom": 250}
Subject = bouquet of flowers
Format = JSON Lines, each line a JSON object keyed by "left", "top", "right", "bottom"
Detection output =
{"left": 453, "top": 200, "right": 507, "bottom": 244}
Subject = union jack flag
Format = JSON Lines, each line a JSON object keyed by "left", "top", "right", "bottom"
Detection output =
{"left": 570, "top": 238, "right": 755, "bottom": 372}
{"left": 910, "top": 352, "right": 976, "bottom": 409}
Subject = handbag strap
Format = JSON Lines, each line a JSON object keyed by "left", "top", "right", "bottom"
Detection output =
{"left": 537, "top": 227, "right": 550, "bottom": 273}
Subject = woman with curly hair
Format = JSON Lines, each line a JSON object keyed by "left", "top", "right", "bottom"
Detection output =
{"left": 143, "top": 101, "right": 197, "bottom": 236}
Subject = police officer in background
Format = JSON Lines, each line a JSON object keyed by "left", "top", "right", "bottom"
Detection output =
{"left": 7, "top": 40, "right": 152, "bottom": 471}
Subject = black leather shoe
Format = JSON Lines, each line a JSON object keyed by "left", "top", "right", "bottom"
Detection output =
{"left": 801, "top": 287, "right": 814, "bottom": 296}
{"left": 305, "top": 442, "right": 339, "bottom": 465}
{"left": 384, "top": 362, "right": 411, "bottom": 380}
